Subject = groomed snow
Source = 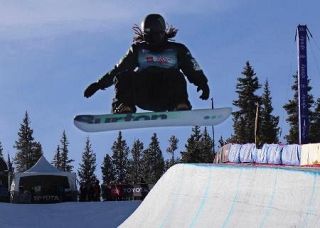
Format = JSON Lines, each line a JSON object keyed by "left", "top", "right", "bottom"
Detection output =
{"left": 0, "top": 201, "right": 140, "bottom": 228}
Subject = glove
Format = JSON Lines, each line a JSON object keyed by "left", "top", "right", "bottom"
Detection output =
{"left": 197, "top": 83, "right": 210, "bottom": 100}
{"left": 84, "top": 82, "right": 100, "bottom": 98}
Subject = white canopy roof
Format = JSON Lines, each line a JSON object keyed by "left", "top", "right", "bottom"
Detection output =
{"left": 10, "top": 155, "right": 77, "bottom": 192}
{"left": 25, "top": 155, "right": 62, "bottom": 173}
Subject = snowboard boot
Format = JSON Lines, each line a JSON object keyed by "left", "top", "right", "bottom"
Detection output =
{"left": 174, "top": 103, "right": 191, "bottom": 111}
{"left": 113, "top": 103, "right": 135, "bottom": 114}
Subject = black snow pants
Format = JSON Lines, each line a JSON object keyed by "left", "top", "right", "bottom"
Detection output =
{"left": 112, "top": 67, "right": 192, "bottom": 112}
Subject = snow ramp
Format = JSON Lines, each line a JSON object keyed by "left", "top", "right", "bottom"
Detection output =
{"left": 120, "top": 164, "right": 320, "bottom": 227}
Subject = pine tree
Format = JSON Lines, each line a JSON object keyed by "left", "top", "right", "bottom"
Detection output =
{"left": 232, "top": 62, "right": 261, "bottom": 143}
{"left": 127, "top": 139, "right": 144, "bottom": 184}
{"left": 166, "top": 135, "right": 179, "bottom": 168}
{"left": 101, "top": 154, "right": 116, "bottom": 185}
{"left": 111, "top": 131, "right": 129, "bottom": 184}
{"left": 200, "top": 127, "right": 214, "bottom": 163}
{"left": 32, "top": 142, "right": 43, "bottom": 162}
{"left": 7, "top": 153, "right": 13, "bottom": 173}
{"left": 59, "top": 130, "right": 74, "bottom": 172}
{"left": 78, "top": 137, "right": 97, "bottom": 184}
{"left": 283, "top": 74, "right": 299, "bottom": 143}
{"left": 52, "top": 145, "right": 62, "bottom": 169}
{"left": 283, "top": 73, "right": 314, "bottom": 143}
{"left": 310, "top": 98, "right": 320, "bottom": 143}
{"left": 14, "top": 112, "right": 43, "bottom": 172}
{"left": 180, "top": 126, "right": 203, "bottom": 163}
{"left": 258, "top": 80, "right": 280, "bottom": 144}
{"left": 142, "top": 133, "right": 165, "bottom": 184}
{"left": 181, "top": 127, "right": 214, "bottom": 163}
{"left": 0, "top": 141, "right": 3, "bottom": 158}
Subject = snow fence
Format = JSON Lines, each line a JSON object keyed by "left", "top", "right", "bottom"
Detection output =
{"left": 300, "top": 143, "right": 320, "bottom": 166}
{"left": 214, "top": 143, "right": 320, "bottom": 166}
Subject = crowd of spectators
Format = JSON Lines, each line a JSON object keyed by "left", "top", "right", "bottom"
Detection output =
{"left": 79, "top": 180, "right": 101, "bottom": 202}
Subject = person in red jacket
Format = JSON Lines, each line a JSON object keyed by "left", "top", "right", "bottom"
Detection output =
{"left": 84, "top": 14, "right": 210, "bottom": 113}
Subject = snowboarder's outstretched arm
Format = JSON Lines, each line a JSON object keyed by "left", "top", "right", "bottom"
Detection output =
{"left": 178, "top": 44, "right": 210, "bottom": 100}
{"left": 84, "top": 45, "right": 137, "bottom": 98}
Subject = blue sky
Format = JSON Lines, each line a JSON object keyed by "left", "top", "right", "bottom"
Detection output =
{"left": 1, "top": 1, "right": 319, "bottom": 177}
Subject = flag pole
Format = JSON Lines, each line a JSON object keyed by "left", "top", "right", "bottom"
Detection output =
{"left": 211, "top": 97, "right": 215, "bottom": 153}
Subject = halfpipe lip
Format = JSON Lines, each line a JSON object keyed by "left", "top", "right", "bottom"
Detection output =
{"left": 186, "top": 163, "right": 320, "bottom": 173}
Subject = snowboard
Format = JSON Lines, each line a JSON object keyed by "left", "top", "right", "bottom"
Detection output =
{"left": 74, "top": 107, "right": 232, "bottom": 132}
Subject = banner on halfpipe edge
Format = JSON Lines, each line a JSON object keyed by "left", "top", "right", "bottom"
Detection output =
{"left": 101, "top": 184, "right": 154, "bottom": 201}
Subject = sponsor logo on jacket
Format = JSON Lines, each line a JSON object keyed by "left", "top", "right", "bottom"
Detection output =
{"left": 138, "top": 49, "right": 178, "bottom": 69}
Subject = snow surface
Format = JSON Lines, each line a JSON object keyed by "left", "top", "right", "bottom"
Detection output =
{"left": 121, "top": 164, "right": 320, "bottom": 227}
{"left": 0, "top": 201, "right": 140, "bottom": 228}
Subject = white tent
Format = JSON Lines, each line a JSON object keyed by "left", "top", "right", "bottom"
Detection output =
{"left": 10, "top": 155, "right": 77, "bottom": 203}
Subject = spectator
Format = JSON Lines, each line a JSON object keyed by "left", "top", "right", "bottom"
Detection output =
{"left": 87, "top": 182, "right": 94, "bottom": 201}
{"left": 79, "top": 182, "right": 87, "bottom": 202}
{"left": 93, "top": 180, "right": 101, "bottom": 201}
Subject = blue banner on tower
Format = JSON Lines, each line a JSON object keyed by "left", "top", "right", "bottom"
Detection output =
{"left": 297, "top": 25, "right": 309, "bottom": 144}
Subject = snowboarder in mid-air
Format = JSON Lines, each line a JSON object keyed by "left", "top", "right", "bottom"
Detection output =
{"left": 84, "top": 14, "right": 210, "bottom": 114}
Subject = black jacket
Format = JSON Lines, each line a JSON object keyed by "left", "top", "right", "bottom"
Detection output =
{"left": 97, "top": 41, "right": 208, "bottom": 89}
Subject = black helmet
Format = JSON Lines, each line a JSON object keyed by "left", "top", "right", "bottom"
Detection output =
{"left": 141, "top": 14, "right": 166, "bottom": 45}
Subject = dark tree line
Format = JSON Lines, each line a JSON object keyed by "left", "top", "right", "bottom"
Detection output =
{"left": 229, "top": 61, "right": 320, "bottom": 146}
{"left": 101, "top": 128, "right": 214, "bottom": 185}
{"left": 282, "top": 73, "right": 320, "bottom": 144}
{"left": 100, "top": 132, "right": 166, "bottom": 185}
{"left": 180, "top": 126, "right": 214, "bottom": 163}
{"left": 230, "top": 62, "right": 280, "bottom": 146}
{"left": 6, "top": 112, "right": 74, "bottom": 174}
